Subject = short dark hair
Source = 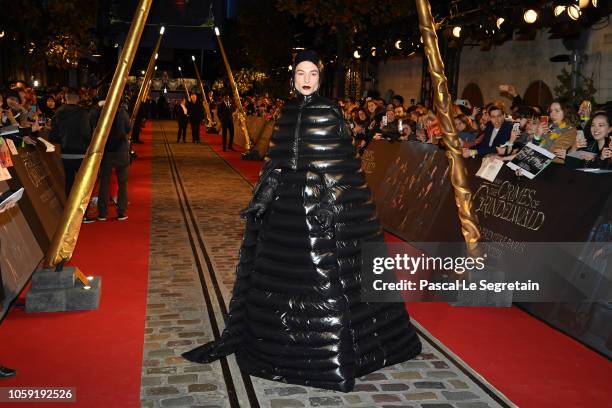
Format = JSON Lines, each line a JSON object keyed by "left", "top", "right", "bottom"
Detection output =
{"left": 487, "top": 104, "right": 503, "bottom": 115}
{"left": 391, "top": 94, "right": 404, "bottom": 106}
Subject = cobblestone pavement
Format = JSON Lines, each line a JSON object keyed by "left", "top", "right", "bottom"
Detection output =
{"left": 140, "top": 121, "right": 512, "bottom": 408}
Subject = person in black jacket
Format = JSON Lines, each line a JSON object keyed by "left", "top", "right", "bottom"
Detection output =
{"left": 217, "top": 94, "right": 235, "bottom": 151}
{"left": 182, "top": 50, "right": 421, "bottom": 392}
{"left": 49, "top": 89, "right": 92, "bottom": 197}
{"left": 174, "top": 97, "right": 189, "bottom": 143}
{"left": 187, "top": 93, "right": 203, "bottom": 143}
{"left": 89, "top": 86, "right": 131, "bottom": 221}
{"left": 463, "top": 104, "right": 513, "bottom": 158}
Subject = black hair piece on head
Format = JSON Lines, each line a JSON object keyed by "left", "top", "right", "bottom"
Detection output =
{"left": 294, "top": 50, "right": 322, "bottom": 68}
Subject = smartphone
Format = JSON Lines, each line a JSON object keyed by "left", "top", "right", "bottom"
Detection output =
{"left": 398, "top": 119, "right": 403, "bottom": 132}
{"left": 539, "top": 116, "right": 549, "bottom": 126}
{"left": 382, "top": 116, "right": 388, "bottom": 127}
{"left": 512, "top": 122, "right": 520, "bottom": 133}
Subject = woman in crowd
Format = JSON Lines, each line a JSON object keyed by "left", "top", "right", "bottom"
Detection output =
{"left": 562, "top": 110, "right": 612, "bottom": 169}
{"left": 40, "top": 95, "right": 57, "bottom": 121}
{"left": 182, "top": 50, "right": 421, "bottom": 392}
{"left": 454, "top": 113, "right": 478, "bottom": 146}
{"left": 535, "top": 100, "right": 578, "bottom": 164}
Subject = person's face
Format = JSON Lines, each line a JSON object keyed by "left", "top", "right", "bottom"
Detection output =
{"left": 394, "top": 107, "right": 404, "bottom": 117}
{"left": 526, "top": 118, "right": 537, "bottom": 134}
{"left": 591, "top": 116, "right": 611, "bottom": 141}
{"left": 549, "top": 102, "right": 564, "bottom": 124}
{"left": 386, "top": 110, "right": 395, "bottom": 122}
{"left": 190, "top": 94, "right": 197, "bottom": 103}
{"left": 366, "top": 101, "right": 376, "bottom": 113}
{"left": 294, "top": 61, "right": 319, "bottom": 96}
{"left": 46, "top": 98, "right": 55, "bottom": 109}
{"left": 392, "top": 99, "right": 400, "bottom": 107}
{"left": 490, "top": 109, "right": 504, "bottom": 129}
{"left": 358, "top": 110, "right": 367, "bottom": 121}
{"left": 454, "top": 118, "right": 466, "bottom": 132}
{"left": 7, "top": 96, "right": 19, "bottom": 109}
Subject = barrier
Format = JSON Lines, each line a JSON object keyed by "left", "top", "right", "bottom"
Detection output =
{"left": 364, "top": 140, "right": 612, "bottom": 358}
{"left": 0, "top": 145, "right": 64, "bottom": 319}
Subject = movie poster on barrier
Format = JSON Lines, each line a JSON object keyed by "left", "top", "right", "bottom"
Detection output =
{"left": 0, "top": 181, "right": 44, "bottom": 319}
{"left": 7, "top": 146, "right": 63, "bottom": 249}
{"left": 361, "top": 140, "right": 401, "bottom": 201}
{"left": 367, "top": 141, "right": 452, "bottom": 242}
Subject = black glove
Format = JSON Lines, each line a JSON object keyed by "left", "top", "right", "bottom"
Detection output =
{"left": 314, "top": 208, "right": 334, "bottom": 230}
{"left": 240, "top": 201, "right": 267, "bottom": 220}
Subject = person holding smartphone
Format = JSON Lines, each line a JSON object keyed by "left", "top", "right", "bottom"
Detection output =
{"left": 563, "top": 111, "right": 612, "bottom": 169}
{"left": 533, "top": 100, "right": 578, "bottom": 164}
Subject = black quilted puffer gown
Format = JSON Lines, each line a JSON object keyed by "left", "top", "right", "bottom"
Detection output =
{"left": 183, "top": 94, "right": 421, "bottom": 392}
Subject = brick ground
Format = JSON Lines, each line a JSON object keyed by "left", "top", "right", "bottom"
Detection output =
{"left": 140, "top": 121, "right": 506, "bottom": 408}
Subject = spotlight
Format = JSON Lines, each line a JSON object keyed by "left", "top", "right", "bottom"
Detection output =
{"left": 159, "top": 26, "right": 165, "bottom": 35}
{"left": 568, "top": 5, "right": 581, "bottom": 20}
{"left": 370, "top": 47, "right": 376, "bottom": 57}
{"left": 288, "top": 65, "right": 292, "bottom": 71}
{"left": 178, "top": 66, "right": 182, "bottom": 71}
{"left": 141, "top": 70, "right": 145, "bottom": 75}
{"left": 214, "top": 27, "right": 220, "bottom": 36}
{"left": 452, "top": 26, "right": 461, "bottom": 38}
{"left": 114, "top": 43, "right": 119, "bottom": 48}
{"left": 33, "top": 80, "right": 39, "bottom": 87}
{"left": 353, "top": 50, "right": 361, "bottom": 59}
{"left": 496, "top": 18, "right": 505, "bottom": 29}
{"left": 0, "top": 31, "right": 4, "bottom": 38}
{"left": 155, "top": 53, "right": 158, "bottom": 60}
{"left": 154, "top": 66, "right": 157, "bottom": 70}
{"left": 554, "top": 5, "right": 566, "bottom": 16}
{"left": 523, "top": 9, "right": 538, "bottom": 24}
{"left": 592, "top": 0, "right": 598, "bottom": 7}
{"left": 395, "top": 40, "right": 402, "bottom": 49}
{"left": 578, "top": 0, "right": 589, "bottom": 8}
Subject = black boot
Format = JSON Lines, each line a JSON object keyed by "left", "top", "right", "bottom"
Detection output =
{"left": 181, "top": 330, "right": 241, "bottom": 364}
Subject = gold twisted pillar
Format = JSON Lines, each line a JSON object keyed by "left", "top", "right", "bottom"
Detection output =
{"left": 191, "top": 56, "right": 215, "bottom": 127}
{"left": 129, "top": 26, "right": 165, "bottom": 132}
{"left": 214, "top": 27, "right": 252, "bottom": 150}
{"left": 45, "top": 0, "right": 154, "bottom": 267}
{"left": 415, "top": 0, "right": 481, "bottom": 250}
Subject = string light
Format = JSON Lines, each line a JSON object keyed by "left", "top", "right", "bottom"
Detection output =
{"left": 523, "top": 9, "right": 538, "bottom": 24}
{"left": 554, "top": 5, "right": 566, "bottom": 17}
{"left": 567, "top": 5, "right": 581, "bottom": 20}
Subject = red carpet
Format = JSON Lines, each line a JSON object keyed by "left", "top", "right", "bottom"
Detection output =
{"left": 0, "top": 123, "right": 153, "bottom": 407}
{"left": 202, "top": 130, "right": 262, "bottom": 184}
{"left": 204, "top": 135, "right": 612, "bottom": 408}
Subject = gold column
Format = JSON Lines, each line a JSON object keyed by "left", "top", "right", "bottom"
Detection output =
{"left": 45, "top": 0, "right": 154, "bottom": 267}
{"left": 214, "top": 26, "right": 252, "bottom": 150}
{"left": 177, "top": 66, "right": 191, "bottom": 99}
{"left": 129, "top": 25, "right": 165, "bottom": 132}
{"left": 415, "top": 0, "right": 481, "bottom": 249}
{"left": 191, "top": 55, "right": 214, "bottom": 127}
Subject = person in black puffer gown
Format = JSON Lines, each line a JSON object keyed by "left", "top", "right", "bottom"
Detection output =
{"left": 182, "top": 50, "right": 422, "bottom": 392}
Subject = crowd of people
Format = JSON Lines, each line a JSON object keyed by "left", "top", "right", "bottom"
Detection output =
{"left": 0, "top": 82, "right": 143, "bottom": 223}
{"left": 338, "top": 85, "right": 612, "bottom": 170}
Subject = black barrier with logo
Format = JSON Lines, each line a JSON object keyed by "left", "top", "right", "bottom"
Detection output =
{"left": 364, "top": 140, "right": 612, "bottom": 358}
{"left": 7, "top": 146, "right": 63, "bottom": 250}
